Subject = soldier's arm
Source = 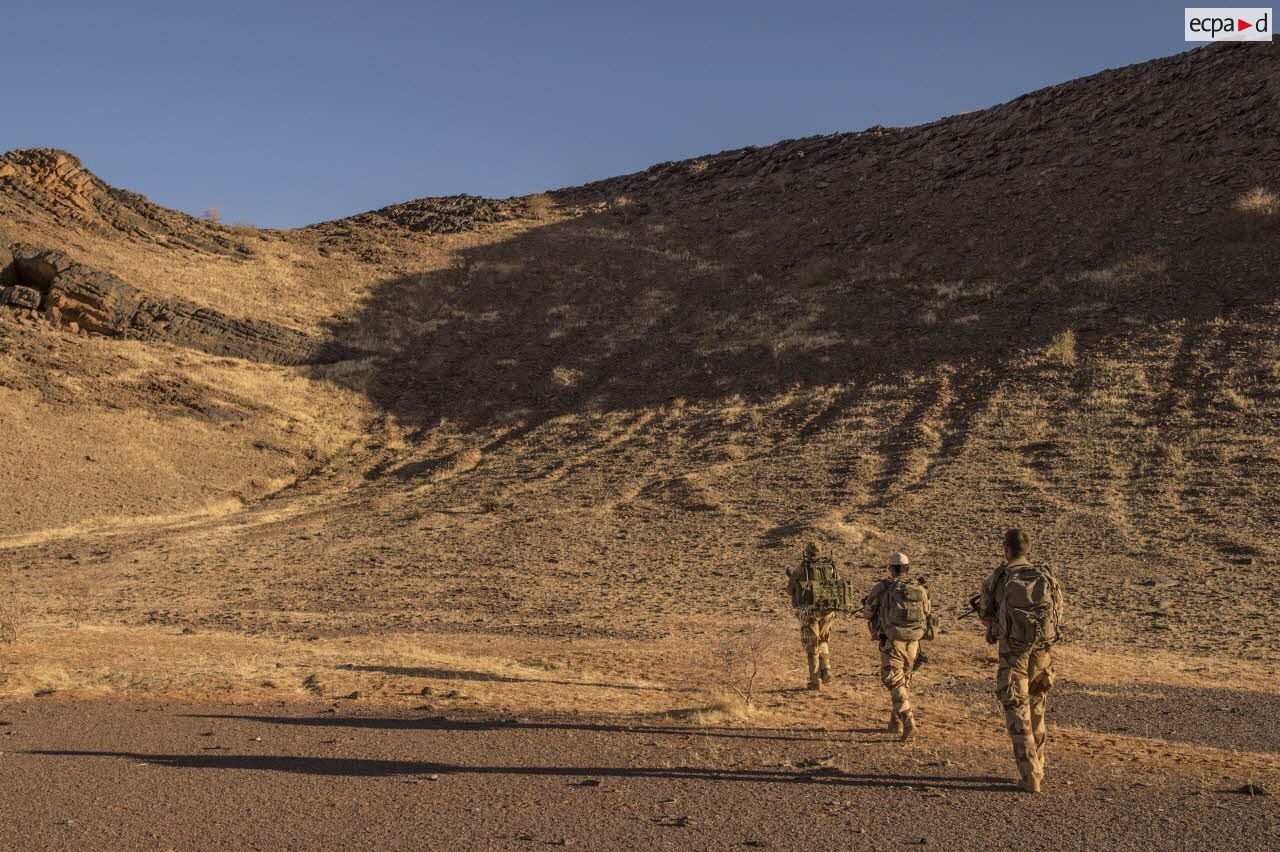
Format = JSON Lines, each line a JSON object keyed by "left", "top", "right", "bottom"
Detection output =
{"left": 859, "top": 581, "right": 883, "bottom": 620}
{"left": 978, "top": 569, "right": 1001, "bottom": 627}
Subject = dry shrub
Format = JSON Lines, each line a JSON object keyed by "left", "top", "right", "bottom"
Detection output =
{"left": 1045, "top": 330, "right": 1077, "bottom": 366}
{"left": 1232, "top": 188, "right": 1279, "bottom": 239}
{"left": 0, "top": 565, "right": 31, "bottom": 644}
{"left": 688, "top": 159, "right": 709, "bottom": 176}
{"left": 525, "top": 193, "right": 554, "bottom": 220}
{"left": 201, "top": 207, "right": 221, "bottom": 223}
{"left": 1235, "top": 187, "right": 1278, "bottom": 217}
{"left": 707, "top": 618, "right": 783, "bottom": 715}
{"left": 551, "top": 366, "right": 583, "bottom": 388}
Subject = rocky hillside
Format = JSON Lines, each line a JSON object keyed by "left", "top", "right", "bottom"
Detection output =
{"left": 0, "top": 42, "right": 1277, "bottom": 666}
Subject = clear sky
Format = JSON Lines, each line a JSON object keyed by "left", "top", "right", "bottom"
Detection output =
{"left": 1, "top": 1, "right": 1191, "bottom": 228}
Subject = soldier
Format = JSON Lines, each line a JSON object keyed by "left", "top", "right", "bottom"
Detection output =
{"left": 978, "top": 529, "right": 1064, "bottom": 794}
{"left": 860, "top": 552, "right": 933, "bottom": 740}
{"left": 786, "top": 542, "right": 838, "bottom": 690}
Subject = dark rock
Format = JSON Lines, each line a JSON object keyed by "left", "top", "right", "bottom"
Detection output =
{"left": 6, "top": 244, "right": 345, "bottom": 365}
{"left": 1, "top": 285, "right": 41, "bottom": 309}
{"left": 12, "top": 244, "right": 74, "bottom": 289}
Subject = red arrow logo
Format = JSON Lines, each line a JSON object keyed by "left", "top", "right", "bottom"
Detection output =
{"left": 1239, "top": 18, "right": 1253, "bottom": 30}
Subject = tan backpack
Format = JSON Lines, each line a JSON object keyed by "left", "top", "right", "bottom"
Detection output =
{"left": 877, "top": 577, "right": 928, "bottom": 642}
{"left": 998, "top": 565, "right": 1061, "bottom": 650}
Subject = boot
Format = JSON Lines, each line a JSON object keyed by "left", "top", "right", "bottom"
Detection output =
{"left": 806, "top": 653, "right": 822, "bottom": 691}
{"left": 886, "top": 712, "right": 902, "bottom": 735}
{"left": 1017, "top": 775, "right": 1043, "bottom": 794}
{"left": 898, "top": 710, "right": 916, "bottom": 742}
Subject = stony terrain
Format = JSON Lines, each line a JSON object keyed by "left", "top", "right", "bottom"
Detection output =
{"left": 0, "top": 41, "right": 1277, "bottom": 848}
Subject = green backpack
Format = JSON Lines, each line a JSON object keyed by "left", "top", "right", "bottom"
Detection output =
{"left": 878, "top": 577, "right": 928, "bottom": 641}
{"left": 999, "top": 565, "right": 1061, "bottom": 651}
{"left": 791, "top": 556, "right": 856, "bottom": 612}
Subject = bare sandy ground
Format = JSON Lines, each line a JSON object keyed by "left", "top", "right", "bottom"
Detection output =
{"left": 0, "top": 699, "right": 1275, "bottom": 851}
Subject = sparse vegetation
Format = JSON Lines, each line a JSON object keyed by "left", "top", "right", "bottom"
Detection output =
{"left": 525, "top": 193, "right": 554, "bottom": 220}
{"left": 1232, "top": 187, "right": 1279, "bottom": 239}
{"left": 551, "top": 365, "right": 584, "bottom": 387}
{"left": 1045, "top": 329, "right": 1077, "bottom": 365}
{"left": 1234, "top": 187, "right": 1278, "bottom": 217}
{"left": 201, "top": 207, "right": 221, "bottom": 223}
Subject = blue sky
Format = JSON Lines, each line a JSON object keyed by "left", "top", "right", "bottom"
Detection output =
{"left": 1, "top": 2, "right": 1191, "bottom": 227}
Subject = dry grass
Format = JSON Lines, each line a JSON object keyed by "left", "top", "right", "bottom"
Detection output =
{"left": 1231, "top": 187, "right": 1279, "bottom": 239}
{"left": 551, "top": 365, "right": 584, "bottom": 388}
{"left": 525, "top": 193, "right": 554, "bottom": 220}
{"left": 1234, "top": 187, "right": 1278, "bottom": 217}
{"left": 1045, "top": 329, "right": 1077, "bottom": 365}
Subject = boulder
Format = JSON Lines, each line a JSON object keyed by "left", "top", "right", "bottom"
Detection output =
{"left": 44, "top": 263, "right": 142, "bottom": 335}
{"left": 1, "top": 285, "right": 41, "bottom": 309}
{"left": 12, "top": 244, "right": 75, "bottom": 290}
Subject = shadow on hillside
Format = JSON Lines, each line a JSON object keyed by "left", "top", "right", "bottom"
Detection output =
{"left": 31, "top": 749, "right": 1013, "bottom": 790}
{"left": 307, "top": 203, "right": 1280, "bottom": 440}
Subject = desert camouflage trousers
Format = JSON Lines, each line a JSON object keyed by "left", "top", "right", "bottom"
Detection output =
{"left": 797, "top": 609, "right": 837, "bottom": 666}
{"left": 995, "top": 643, "right": 1055, "bottom": 783}
{"left": 879, "top": 638, "right": 919, "bottom": 714}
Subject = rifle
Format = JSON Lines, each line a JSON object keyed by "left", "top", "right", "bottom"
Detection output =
{"left": 956, "top": 593, "right": 983, "bottom": 620}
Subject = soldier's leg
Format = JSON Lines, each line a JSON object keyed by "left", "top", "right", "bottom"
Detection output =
{"left": 878, "top": 641, "right": 902, "bottom": 732}
{"left": 801, "top": 618, "right": 821, "bottom": 689}
{"left": 881, "top": 640, "right": 916, "bottom": 739}
{"left": 898, "top": 640, "right": 919, "bottom": 740}
{"left": 1028, "top": 649, "right": 1055, "bottom": 773}
{"left": 996, "top": 645, "right": 1040, "bottom": 790}
{"left": 816, "top": 612, "right": 835, "bottom": 683}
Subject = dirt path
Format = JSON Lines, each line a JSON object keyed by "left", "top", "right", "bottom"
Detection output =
{"left": 0, "top": 700, "right": 1275, "bottom": 850}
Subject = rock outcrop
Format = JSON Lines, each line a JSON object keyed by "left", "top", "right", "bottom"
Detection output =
{"left": 5, "top": 244, "right": 343, "bottom": 365}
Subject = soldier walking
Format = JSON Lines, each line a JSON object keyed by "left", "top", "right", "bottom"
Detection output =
{"left": 785, "top": 542, "right": 840, "bottom": 690}
{"left": 860, "top": 552, "right": 933, "bottom": 740}
{"left": 978, "top": 529, "right": 1065, "bottom": 794}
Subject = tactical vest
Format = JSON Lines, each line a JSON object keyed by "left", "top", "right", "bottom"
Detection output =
{"left": 998, "top": 564, "right": 1060, "bottom": 651}
{"left": 791, "top": 556, "right": 856, "bottom": 612}
{"left": 878, "top": 577, "right": 928, "bottom": 641}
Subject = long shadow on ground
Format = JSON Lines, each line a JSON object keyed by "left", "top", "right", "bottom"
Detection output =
{"left": 30, "top": 750, "right": 1014, "bottom": 792}
{"left": 184, "top": 713, "right": 887, "bottom": 742}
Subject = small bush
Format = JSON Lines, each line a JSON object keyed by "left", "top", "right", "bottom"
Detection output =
{"left": 551, "top": 366, "right": 583, "bottom": 388}
{"left": 1235, "top": 187, "right": 1278, "bottom": 217}
{"left": 525, "top": 193, "right": 554, "bottom": 220}
{"left": 1232, "top": 188, "right": 1279, "bottom": 239}
{"left": 202, "top": 207, "right": 222, "bottom": 223}
{"left": 1045, "top": 330, "right": 1077, "bottom": 366}
{"left": 688, "top": 159, "right": 709, "bottom": 176}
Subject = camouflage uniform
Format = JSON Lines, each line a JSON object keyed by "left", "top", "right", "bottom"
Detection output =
{"left": 980, "top": 557, "right": 1063, "bottom": 791}
{"left": 787, "top": 556, "right": 837, "bottom": 688}
{"left": 861, "top": 571, "right": 931, "bottom": 738}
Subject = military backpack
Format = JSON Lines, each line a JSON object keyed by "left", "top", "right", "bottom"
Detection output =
{"left": 998, "top": 564, "right": 1060, "bottom": 651}
{"left": 790, "top": 556, "right": 856, "bottom": 612}
{"left": 878, "top": 577, "right": 929, "bottom": 641}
